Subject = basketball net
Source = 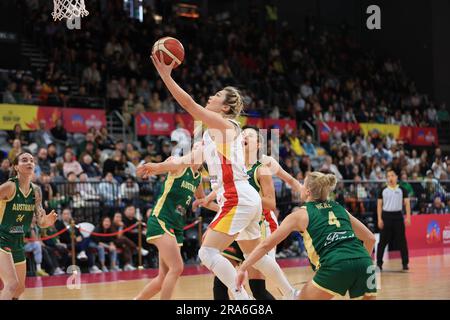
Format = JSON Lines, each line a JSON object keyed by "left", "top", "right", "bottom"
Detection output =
{"left": 52, "top": 0, "right": 89, "bottom": 21}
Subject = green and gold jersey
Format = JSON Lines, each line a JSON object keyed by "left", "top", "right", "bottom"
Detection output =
{"left": 301, "top": 200, "right": 370, "bottom": 271}
{"left": 151, "top": 167, "right": 201, "bottom": 231}
{"left": 0, "top": 177, "right": 36, "bottom": 238}
{"left": 246, "top": 161, "right": 262, "bottom": 194}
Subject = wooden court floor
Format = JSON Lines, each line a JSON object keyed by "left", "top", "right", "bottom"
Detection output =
{"left": 20, "top": 253, "right": 450, "bottom": 300}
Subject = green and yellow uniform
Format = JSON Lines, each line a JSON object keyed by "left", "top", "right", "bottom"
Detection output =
{"left": 222, "top": 161, "right": 264, "bottom": 262}
{"left": 0, "top": 177, "right": 36, "bottom": 264}
{"left": 146, "top": 167, "right": 201, "bottom": 246}
{"left": 302, "top": 200, "right": 377, "bottom": 299}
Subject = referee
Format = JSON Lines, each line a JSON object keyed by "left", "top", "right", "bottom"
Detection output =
{"left": 376, "top": 168, "right": 411, "bottom": 271}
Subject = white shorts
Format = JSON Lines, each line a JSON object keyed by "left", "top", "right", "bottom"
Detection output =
{"left": 209, "top": 181, "right": 262, "bottom": 241}
{"left": 261, "top": 210, "right": 279, "bottom": 258}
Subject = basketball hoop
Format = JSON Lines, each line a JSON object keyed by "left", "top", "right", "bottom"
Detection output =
{"left": 52, "top": 0, "right": 89, "bottom": 21}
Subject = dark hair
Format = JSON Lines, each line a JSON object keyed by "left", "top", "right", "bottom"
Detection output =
{"left": 386, "top": 168, "right": 397, "bottom": 175}
{"left": 242, "top": 126, "right": 263, "bottom": 145}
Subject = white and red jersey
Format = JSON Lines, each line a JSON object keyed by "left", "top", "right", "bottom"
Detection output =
{"left": 203, "top": 120, "right": 262, "bottom": 239}
{"left": 202, "top": 120, "right": 249, "bottom": 197}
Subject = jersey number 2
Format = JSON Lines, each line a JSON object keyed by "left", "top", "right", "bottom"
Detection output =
{"left": 328, "top": 211, "right": 341, "bottom": 228}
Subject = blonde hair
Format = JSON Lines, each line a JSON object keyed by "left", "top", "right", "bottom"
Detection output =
{"left": 305, "top": 171, "right": 337, "bottom": 201}
{"left": 223, "top": 86, "right": 244, "bottom": 118}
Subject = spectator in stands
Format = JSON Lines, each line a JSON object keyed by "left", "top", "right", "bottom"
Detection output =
{"left": 24, "top": 219, "right": 49, "bottom": 276}
{"left": 320, "top": 155, "right": 342, "bottom": 180}
{"left": 0, "top": 158, "right": 11, "bottom": 184}
{"left": 121, "top": 205, "right": 150, "bottom": 256}
{"left": 39, "top": 224, "right": 68, "bottom": 275}
{"left": 432, "top": 157, "right": 447, "bottom": 180}
{"left": 55, "top": 208, "right": 101, "bottom": 273}
{"left": 8, "top": 123, "right": 29, "bottom": 146}
{"left": 103, "top": 150, "right": 125, "bottom": 181}
{"left": 37, "top": 147, "right": 51, "bottom": 175}
{"left": 339, "top": 156, "right": 356, "bottom": 180}
{"left": 77, "top": 132, "right": 98, "bottom": 159}
{"left": 2, "top": 82, "right": 17, "bottom": 103}
{"left": 112, "top": 212, "right": 148, "bottom": 263}
{"left": 351, "top": 135, "right": 367, "bottom": 155}
{"left": 96, "top": 127, "right": 115, "bottom": 151}
{"left": 50, "top": 118, "right": 68, "bottom": 144}
{"left": 426, "top": 196, "right": 449, "bottom": 214}
{"left": 47, "top": 143, "right": 58, "bottom": 164}
{"left": 148, "top": 92, "right": 162, "bottom": 112}
{"left": 98, "top": 172, "right": 121, "bottom": 210}
{"left": 302, "top": 135, "right": 317, "bottom": 157}
{"left": 33, "top": 119, "right": 54, "bottom": 149}
{"left": 160, "top": 140, "right": 172, "bottom": 161}
{"left": 80, "top": 154, "right": 101, "bottom": 179}
{"left": 120, "top": 175, "right": 140, "bottom": 206}
{"left": 62, "top": 150, "right": 83, "bottom": 177}
{"left": 82, "top": 62, "right": 101, "bottom": 94}
{"left": 423, "top": 170, "right": 444, "bottom": 202}
{"left": 90, "top": 216, "right": 121, "bottom": 272}
{"left": 76, "top": 172, "right": 100, "bottom": 203}
{"left": 39, "top": 172, "right": 55, "bottom": 210}
{"left": 8, "top": 139, "right": 23, "bottom": 162}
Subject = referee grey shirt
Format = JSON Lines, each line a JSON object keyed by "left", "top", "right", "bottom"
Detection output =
{"left": 378, "top": 184, "right": 408, "bottom": 212}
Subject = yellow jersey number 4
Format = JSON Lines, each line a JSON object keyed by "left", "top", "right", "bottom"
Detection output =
{"left": 328, "top": 211, "right": 341, "bottom": 228}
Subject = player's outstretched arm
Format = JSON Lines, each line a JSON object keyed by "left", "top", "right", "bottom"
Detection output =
{"left": 347, "top": 211, "right": 376, "bottom": 255}
{"left": 151, "top": 52, "right": 233, "bottom": 132}
{"left": 236, "top": 208, "right": 308, "bottom": 287}
{"left": 193, "top": 185, "right": 219, "bottom": 212}
{"left": 137, "top": 143, "right": 203, "bottom": 178}
{"left": 261, "top": 155, "right": 302, "bottom": 193}
{"left": 258, "top": 165, "right": 276, "bottom": 211}
{"left": 33, "top": 185, "right": 57, "bottom": 228}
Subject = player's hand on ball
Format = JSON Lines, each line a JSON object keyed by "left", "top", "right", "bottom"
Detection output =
{"left": 151, "top": 51, "right": 176, "bottom": 78}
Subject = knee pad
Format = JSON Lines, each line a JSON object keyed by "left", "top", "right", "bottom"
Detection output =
{"left": 198, "top": 246, "right": 221, "bottom": 270}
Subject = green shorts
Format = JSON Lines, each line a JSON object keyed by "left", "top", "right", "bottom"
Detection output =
{"left": 222, "top": 241, "right": 244, "bottom": 263}
{"left": 312, "top": 257, "right": 377, "bottom": 299}
{"left": 0, "top": 233, "right": 25, "bottom": 264}
{"left": 146, "top": 215, "right": 184, "bottom": 246}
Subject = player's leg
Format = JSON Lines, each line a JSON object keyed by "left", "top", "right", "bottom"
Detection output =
{"left": 0, "top": 250, "right": 20, "bottom": 300}
{"left": 248, "top": 267, "right": 275, "bottom": 300}
{"left": 213, "top": 255, "right": 239, "bottom": 300}
{"left": 154, "top": 233, "right": 183, "bottom": 299}
{"left": 238, "top": 238, "right": 294, "bottom": 298}
{"left": 12, "top": 260, "right": 26, "bottom": 299}
{"left": 237, "top": 205, "right": 294, "bottom": 298}
{"left": 298, "top": 280, "right": 335, "bottom": 300}
{"left": 134, "top": 246, "right": 169, "bottom": 299}
{"left": 247, "top": 217, "right": 276, "bottom": 300}
{"left": 199, "top": 229, "right": 250, "bottom": 299}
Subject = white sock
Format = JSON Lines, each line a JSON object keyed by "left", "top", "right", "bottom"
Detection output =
{"left": 249, "top": 254, "right": 294, "bottom": 296}
{"left": 211, "top": 255, "right": 251, "bottom": 300}
{"left": 199, "top": 246, "right": 251, "bottom": 299}
{"left": 36, "top": 264, "right": 42, "bottom": 271}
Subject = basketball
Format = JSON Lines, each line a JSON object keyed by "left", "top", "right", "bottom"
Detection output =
{"left": 152, "top": 37, "right": 185, "bottom": 68}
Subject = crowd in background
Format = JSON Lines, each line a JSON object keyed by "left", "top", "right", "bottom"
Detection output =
{"left": 0, "top": 0, "right": 449, "bottom": 275}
